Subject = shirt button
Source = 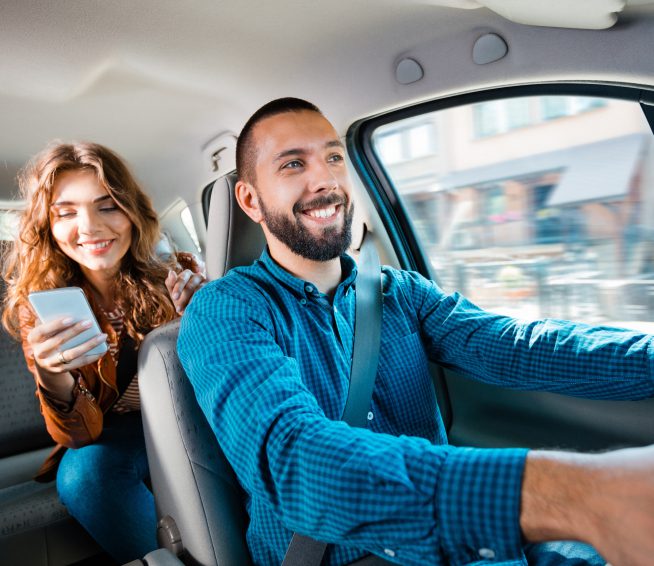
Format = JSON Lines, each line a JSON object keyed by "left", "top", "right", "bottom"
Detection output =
{"left": 305, "top": 285, "right": 313, "bottom": 293}
{"left": 367, "top": 411, "right": 374, "bottom": 421}
{"left": 383, "top": 549, "right": 395, "bottom": 558}
{"left": 478, "top": 548, "right": 496, "bottom": 559}
{"left": 300, "top": 298, "right": 307, "bottom": 305}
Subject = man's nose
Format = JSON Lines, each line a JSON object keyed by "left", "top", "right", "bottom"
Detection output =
{"left": 308, "top": 162, "right": 338, "bottom": 193}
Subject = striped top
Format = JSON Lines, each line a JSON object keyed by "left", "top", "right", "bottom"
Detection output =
{"left": 101, "top": 306, "right": 140, "bottom": 413}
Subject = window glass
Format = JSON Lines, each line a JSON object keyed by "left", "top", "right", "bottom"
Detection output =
{"left": 473, "top": 101, "right": 502, "bottom": 137}
{"left": 181, "top": 206, "right": 202, "bottom": 254}
{"left": 159, "top": 197, "right": 203, "bottom": 258}
{"left": 376, "top": 131, "right": 404, "bottom": 164}
{"left": 0, "top": 208, "right": 20, "bottom": 240}
{"left": 506, "top": 98, "right": 532, "bottom": 130}
{"left": 408, "top": 124, "right": 433, "bottom": 158}
{"left": 372, "top": 94, "right": 654, "bottom": 331}
{"left": 541, "top": 96, "right": 570, "bottom": 120}
{"left": 375, "top": 117, "right": 439, "bottom": 164}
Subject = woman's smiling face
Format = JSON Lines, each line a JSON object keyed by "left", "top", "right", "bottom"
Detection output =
{"left": 50, "top": 169, "right": 133, "bottom": 280}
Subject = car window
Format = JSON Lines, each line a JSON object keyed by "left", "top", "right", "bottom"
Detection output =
{"left": 370, "top": 92, "right": 654, "bottom": 331}
{"left": 0, "top": 204, "right": 22, "bottom": 240}
{"left": 159, "top": 197, "right": 203, "bottom": 259}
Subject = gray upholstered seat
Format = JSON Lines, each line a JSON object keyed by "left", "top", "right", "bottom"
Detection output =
{"left": 0, "top": 305, "right": 52, "bottom": 459}
{"left": 139, "top": 172, "right": 265, "bottom": 565}
{"left": 0, "top": 275, "right": 101, "bottom": 565}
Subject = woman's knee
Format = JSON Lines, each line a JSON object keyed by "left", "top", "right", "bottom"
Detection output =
{"left": 56, "top": 445, "right": 114, "bottom": 505}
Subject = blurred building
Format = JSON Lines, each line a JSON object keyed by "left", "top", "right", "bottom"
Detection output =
{"left": 374, "top": 95, "right": 654, "bottom": 322}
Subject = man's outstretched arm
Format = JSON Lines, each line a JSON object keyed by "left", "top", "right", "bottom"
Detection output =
{"left": 396, "top": 268, "right": 654, "bottom": 400}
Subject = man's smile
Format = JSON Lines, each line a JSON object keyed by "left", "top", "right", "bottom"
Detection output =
{"left": 302, "top": 203, "right": 342, "bottom": 223}
{"left": 306, "top": 205, "right": 336, "bottom": 219}
{"left": 295, "top": 194, "right": 347, "bottom": 227}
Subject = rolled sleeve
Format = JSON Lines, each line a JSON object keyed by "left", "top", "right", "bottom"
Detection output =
{"left": 437, "top": 447, "right": 528, "bottom": 565}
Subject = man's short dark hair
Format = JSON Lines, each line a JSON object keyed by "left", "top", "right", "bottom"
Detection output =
{"left": 236, "top": 97, "right": 322, "bottom": 184}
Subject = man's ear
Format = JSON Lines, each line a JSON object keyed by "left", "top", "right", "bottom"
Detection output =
{"left": 235, "top": 180, "right": 263, "bottom": 224}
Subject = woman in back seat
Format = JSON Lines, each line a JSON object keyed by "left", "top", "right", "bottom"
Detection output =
{"left": 1, "top": 142, "right": 206, "bottom": 563}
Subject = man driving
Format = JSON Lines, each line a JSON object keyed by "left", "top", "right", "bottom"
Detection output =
{"left": 178, "top": 97, "right": 654, "bottom": 566}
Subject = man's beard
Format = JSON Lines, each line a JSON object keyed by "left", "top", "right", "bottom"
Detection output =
{"left": 259, "top": 193, "right": 354, "bottom": 261}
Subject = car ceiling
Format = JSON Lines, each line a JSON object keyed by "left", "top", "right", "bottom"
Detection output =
{"left": 1, "top": 0, "right": 654, "bottom": 212}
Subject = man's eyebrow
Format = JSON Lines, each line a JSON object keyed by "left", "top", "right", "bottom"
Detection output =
{"left": 51, "top": 195, "right": 113, "bottom": 207}
{"left": 325, "top": 139, "right": 345, "bottom": 150}
{"left": 272, "top": 148, "right": 306, "bottom": 163}
{"left": 272, "top": 140, "right": 345, "bottom": 163}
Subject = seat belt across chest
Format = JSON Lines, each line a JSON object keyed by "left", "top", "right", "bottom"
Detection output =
{"left": 282, "top": 231, "right": 383, "bottom": 566}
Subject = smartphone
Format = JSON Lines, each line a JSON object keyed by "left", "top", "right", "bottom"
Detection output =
{"left": 28, "top": 287, "right": 108, "bottom": 357}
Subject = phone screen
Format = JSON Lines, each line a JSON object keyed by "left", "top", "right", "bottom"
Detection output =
{"left": 28, "top": 287, "right": 108, "bottom": 357}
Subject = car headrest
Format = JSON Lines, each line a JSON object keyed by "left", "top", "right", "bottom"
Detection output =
{"left": 205, "top": 172, "right": 266, "bottom": 281}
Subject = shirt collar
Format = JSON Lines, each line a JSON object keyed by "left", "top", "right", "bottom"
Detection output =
{"left": 258, "top": 247, "right": 358, "bottom": 299}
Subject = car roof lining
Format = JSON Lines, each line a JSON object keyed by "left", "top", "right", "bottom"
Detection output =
{"left": 1, "top": 2, "right": 654, "bottom": 211}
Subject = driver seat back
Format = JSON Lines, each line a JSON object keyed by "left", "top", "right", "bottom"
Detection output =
{"left": 139, "top": 172, "right": 265, "bottom": 565}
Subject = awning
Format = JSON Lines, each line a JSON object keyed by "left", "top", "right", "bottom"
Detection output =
{"left": 432, "top": 133, "right": 647, "bottom": 207}
{"left": 546, "top": 133, "right": 646, "bottom": 206}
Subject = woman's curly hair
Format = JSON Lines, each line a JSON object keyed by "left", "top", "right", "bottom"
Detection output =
{"left": 2, "top": 141, "right": 178, "bottom": 344}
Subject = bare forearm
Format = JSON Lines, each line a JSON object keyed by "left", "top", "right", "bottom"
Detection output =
{"left": 520, "top": 451, "right": 601, "bottom": 543}
{"left": 520, "top": 447, "right": 654, "bottom": 565}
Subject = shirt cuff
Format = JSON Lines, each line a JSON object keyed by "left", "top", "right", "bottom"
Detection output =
{"left": 436, "top": 447, "right": 529, "bottom": 565}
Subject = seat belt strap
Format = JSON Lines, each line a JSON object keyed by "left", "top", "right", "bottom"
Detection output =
{"left": 282, "top": 231, "right": 383, "bottom": 566}
{"left": 342, "top": 231, "right": 383, "bottom": 427}
{"left": 282, "top": 531, "right": 331, "bottom": 566}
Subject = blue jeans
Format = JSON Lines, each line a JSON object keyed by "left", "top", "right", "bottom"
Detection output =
{"left": 525, "top": 541, "right": 607, "bottom": 565}
{"left": 56, "top": 411, "right": 157, "bottom": 563}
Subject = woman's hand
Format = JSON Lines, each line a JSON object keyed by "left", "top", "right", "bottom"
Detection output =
{"left": 166, "top": 268, "right": 207, "bottom": 314}
{"left": 26, "top": 317, "right": 108, "bottom": 402}
{"left": 27, "top": 317, "right": 107, "bottom": 375}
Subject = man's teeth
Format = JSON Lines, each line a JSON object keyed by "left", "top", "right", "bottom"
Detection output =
{"left": 80, "top": 241, "right": 111, "bottom": 250}
{"left": 307, "top": 206, "right": 336, "bottom": 219}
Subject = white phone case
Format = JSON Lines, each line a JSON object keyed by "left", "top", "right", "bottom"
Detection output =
{"left": 28, "top": 287, "right": 108, "bottom": 357}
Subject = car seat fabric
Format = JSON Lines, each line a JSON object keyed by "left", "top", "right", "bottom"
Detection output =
{"left": 0, "top": 272, "right": 62, "bottom": 551}
{"left": 0, "top": 277, "right": 53, "bottom": 458}
{"left": 139, "top": 172, "right": 264, "bottom": 565}
{"left": 204, "top": 172, "right": 266, "bottom": 280}
{"left": 0, "top": 267, "right": 101, "bottom": 565}
{"left": 0, "top": 479, "right": 67, "bottom": 536}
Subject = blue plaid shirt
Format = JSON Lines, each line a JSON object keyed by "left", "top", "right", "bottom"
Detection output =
{"left": 178, "top": 249, "right": 654, "bottom": 566}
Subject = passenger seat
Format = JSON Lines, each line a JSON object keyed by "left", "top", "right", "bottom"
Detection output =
{"left": 138, "top": 172, "right": 265, "bottom": 565}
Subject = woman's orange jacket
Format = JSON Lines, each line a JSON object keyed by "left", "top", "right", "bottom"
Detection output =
{"left": 20, "top": 290, "right": 126, "bottom": 482}
{"left": 18, "top": 253, "right": 200, "bottom": 482}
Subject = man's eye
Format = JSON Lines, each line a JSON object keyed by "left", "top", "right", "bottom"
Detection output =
{"left": 327, "top": 153, "right": 344, "bottom": 163}
{"left": 282, "top": 160, "right": 303, "bottom": 170}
